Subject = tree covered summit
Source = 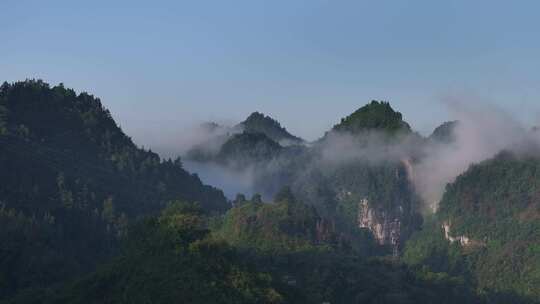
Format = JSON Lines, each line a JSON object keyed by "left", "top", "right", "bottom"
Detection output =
{"left": 333, "top": 100, "right": 411, "bottom": 134}
{"left": 239, "top": 111, "right": 303, "bottom": 145}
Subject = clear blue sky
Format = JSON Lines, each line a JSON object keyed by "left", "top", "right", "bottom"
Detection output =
{"left": 2, "top": 0, "right": 540, "bottom": 145}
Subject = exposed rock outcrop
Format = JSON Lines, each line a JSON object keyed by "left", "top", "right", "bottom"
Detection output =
{"left": 358, "top": 198, "right": 402, "bottom": 255}
{"left": 442, "top": 222, "right": 471, "bottom": 245}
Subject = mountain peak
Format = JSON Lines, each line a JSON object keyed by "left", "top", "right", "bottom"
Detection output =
{"left": 430, "top": 121, "right": 459, "bottom": 143}
{"left": 239, "top": 112, "right": 303, "bottom": 145}
{"left": 333, "top": 100, "right": 411, "bottom": 134}
{"left": 245, "top": 111, "right": 267, "bottom": 121}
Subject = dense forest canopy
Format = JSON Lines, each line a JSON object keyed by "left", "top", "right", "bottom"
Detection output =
{"left": 0, "top": 80, "right": 228, "bottom": 299}
{"left": 404, "top": 152, "right": 540, "bottom": 302}
{"left": 1, "top": 80, "right": 539, "bottom": 303}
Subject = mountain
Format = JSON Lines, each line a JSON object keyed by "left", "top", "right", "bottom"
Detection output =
{"left": 186, "top": 101, "right": 425, "bottom": 254}
{"left": 404, "top": 151, "right": 540, "bottom": 303}
{"left": 0, "top": 80, "right": 228, "bottom": 214}
{"left": 238, "top": 112, "right": 303, "bottom": 145}
{"left": 430, "top": 121, "right": 459, "bottom": 143}
{"left": 0, "top": 80, "right": 229, "bottom": 299}
{"left": 332, "top": 100, "right": 411, "bottom": 135}
{"left": 217, "top": 132, "right": 283, "bottom": 164}
{"left": 304, "top": 101, "right": 423, "bottom": 254}
{"left": 185, "top": 112, "right": 301, "bottom": 162}
{"left": 4, "top": 81, "right": 538, "bottom": 303}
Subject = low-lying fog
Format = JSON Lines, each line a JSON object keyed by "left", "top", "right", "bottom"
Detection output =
{"left": 153, "top": 99, "right": 540, "bottom": 211}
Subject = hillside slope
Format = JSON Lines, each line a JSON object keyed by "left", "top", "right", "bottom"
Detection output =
{"left": 0, "top": 80, "right": 229, "bottom": 299}
{"left": 404, "top": 152, "right": 540, "bottom": 303}
{"left": 9, "top": 201, "right": 483, "bottom": 304}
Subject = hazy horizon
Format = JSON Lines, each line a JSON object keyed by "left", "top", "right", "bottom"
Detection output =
{"left": 2, "top": 1, "right": 540, "bottom": 148}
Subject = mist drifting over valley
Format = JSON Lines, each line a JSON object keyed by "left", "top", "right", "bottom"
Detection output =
{"left": 164, "top": 98, "right": 540, "bottom": 213}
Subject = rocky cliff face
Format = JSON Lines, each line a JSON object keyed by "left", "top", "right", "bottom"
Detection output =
{"left": 353, "top": 161, "right": 422, "bottom": 255}
{"left": 357, "top": 198, "right": 402, "bottom": 255}
{"left": 442, "top": 222, "right": 470, "bottom": 245}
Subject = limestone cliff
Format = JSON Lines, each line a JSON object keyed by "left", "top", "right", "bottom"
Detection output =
{"left": 357, "top": 198, "right": 403, "bottom": 255}
{"left": 442, "top": 222, "right": 470, "bottom": 245}
{"left": 352, "top": 161, "right": 422, "bottom": 255}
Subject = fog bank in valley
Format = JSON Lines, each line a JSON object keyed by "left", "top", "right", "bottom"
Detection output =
{"left": 159, "top": 100, "right": 540, "bottom": 211}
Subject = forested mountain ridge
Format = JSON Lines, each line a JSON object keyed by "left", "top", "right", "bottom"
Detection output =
{"left": 0, "top": 80, "right": 228, "bottom": 212}
{"left": 305, "top": 101, "right": 423, "bottom": 254}
{"left": 186, "top": 101, "right": 426, "bottom": 254}
{"left": 0, "top": 80, "right": 228, "bottom": 299}
{"left": 1, "top": 80, "right": 539, "bottom": 303}
{"left": 180, "top": 98, "right": 540, "bottom": 303}
{"left": 331, "top": 100, "right": 412, "bottom": 135}
{"left": 185, "top": 111, "right": 302, "bottom": 163}
{"left": 238, "top": 112, "right": 303, "bottom": 145}
{"left": 404, "top": 151, "right": 540, "bottom": 303}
